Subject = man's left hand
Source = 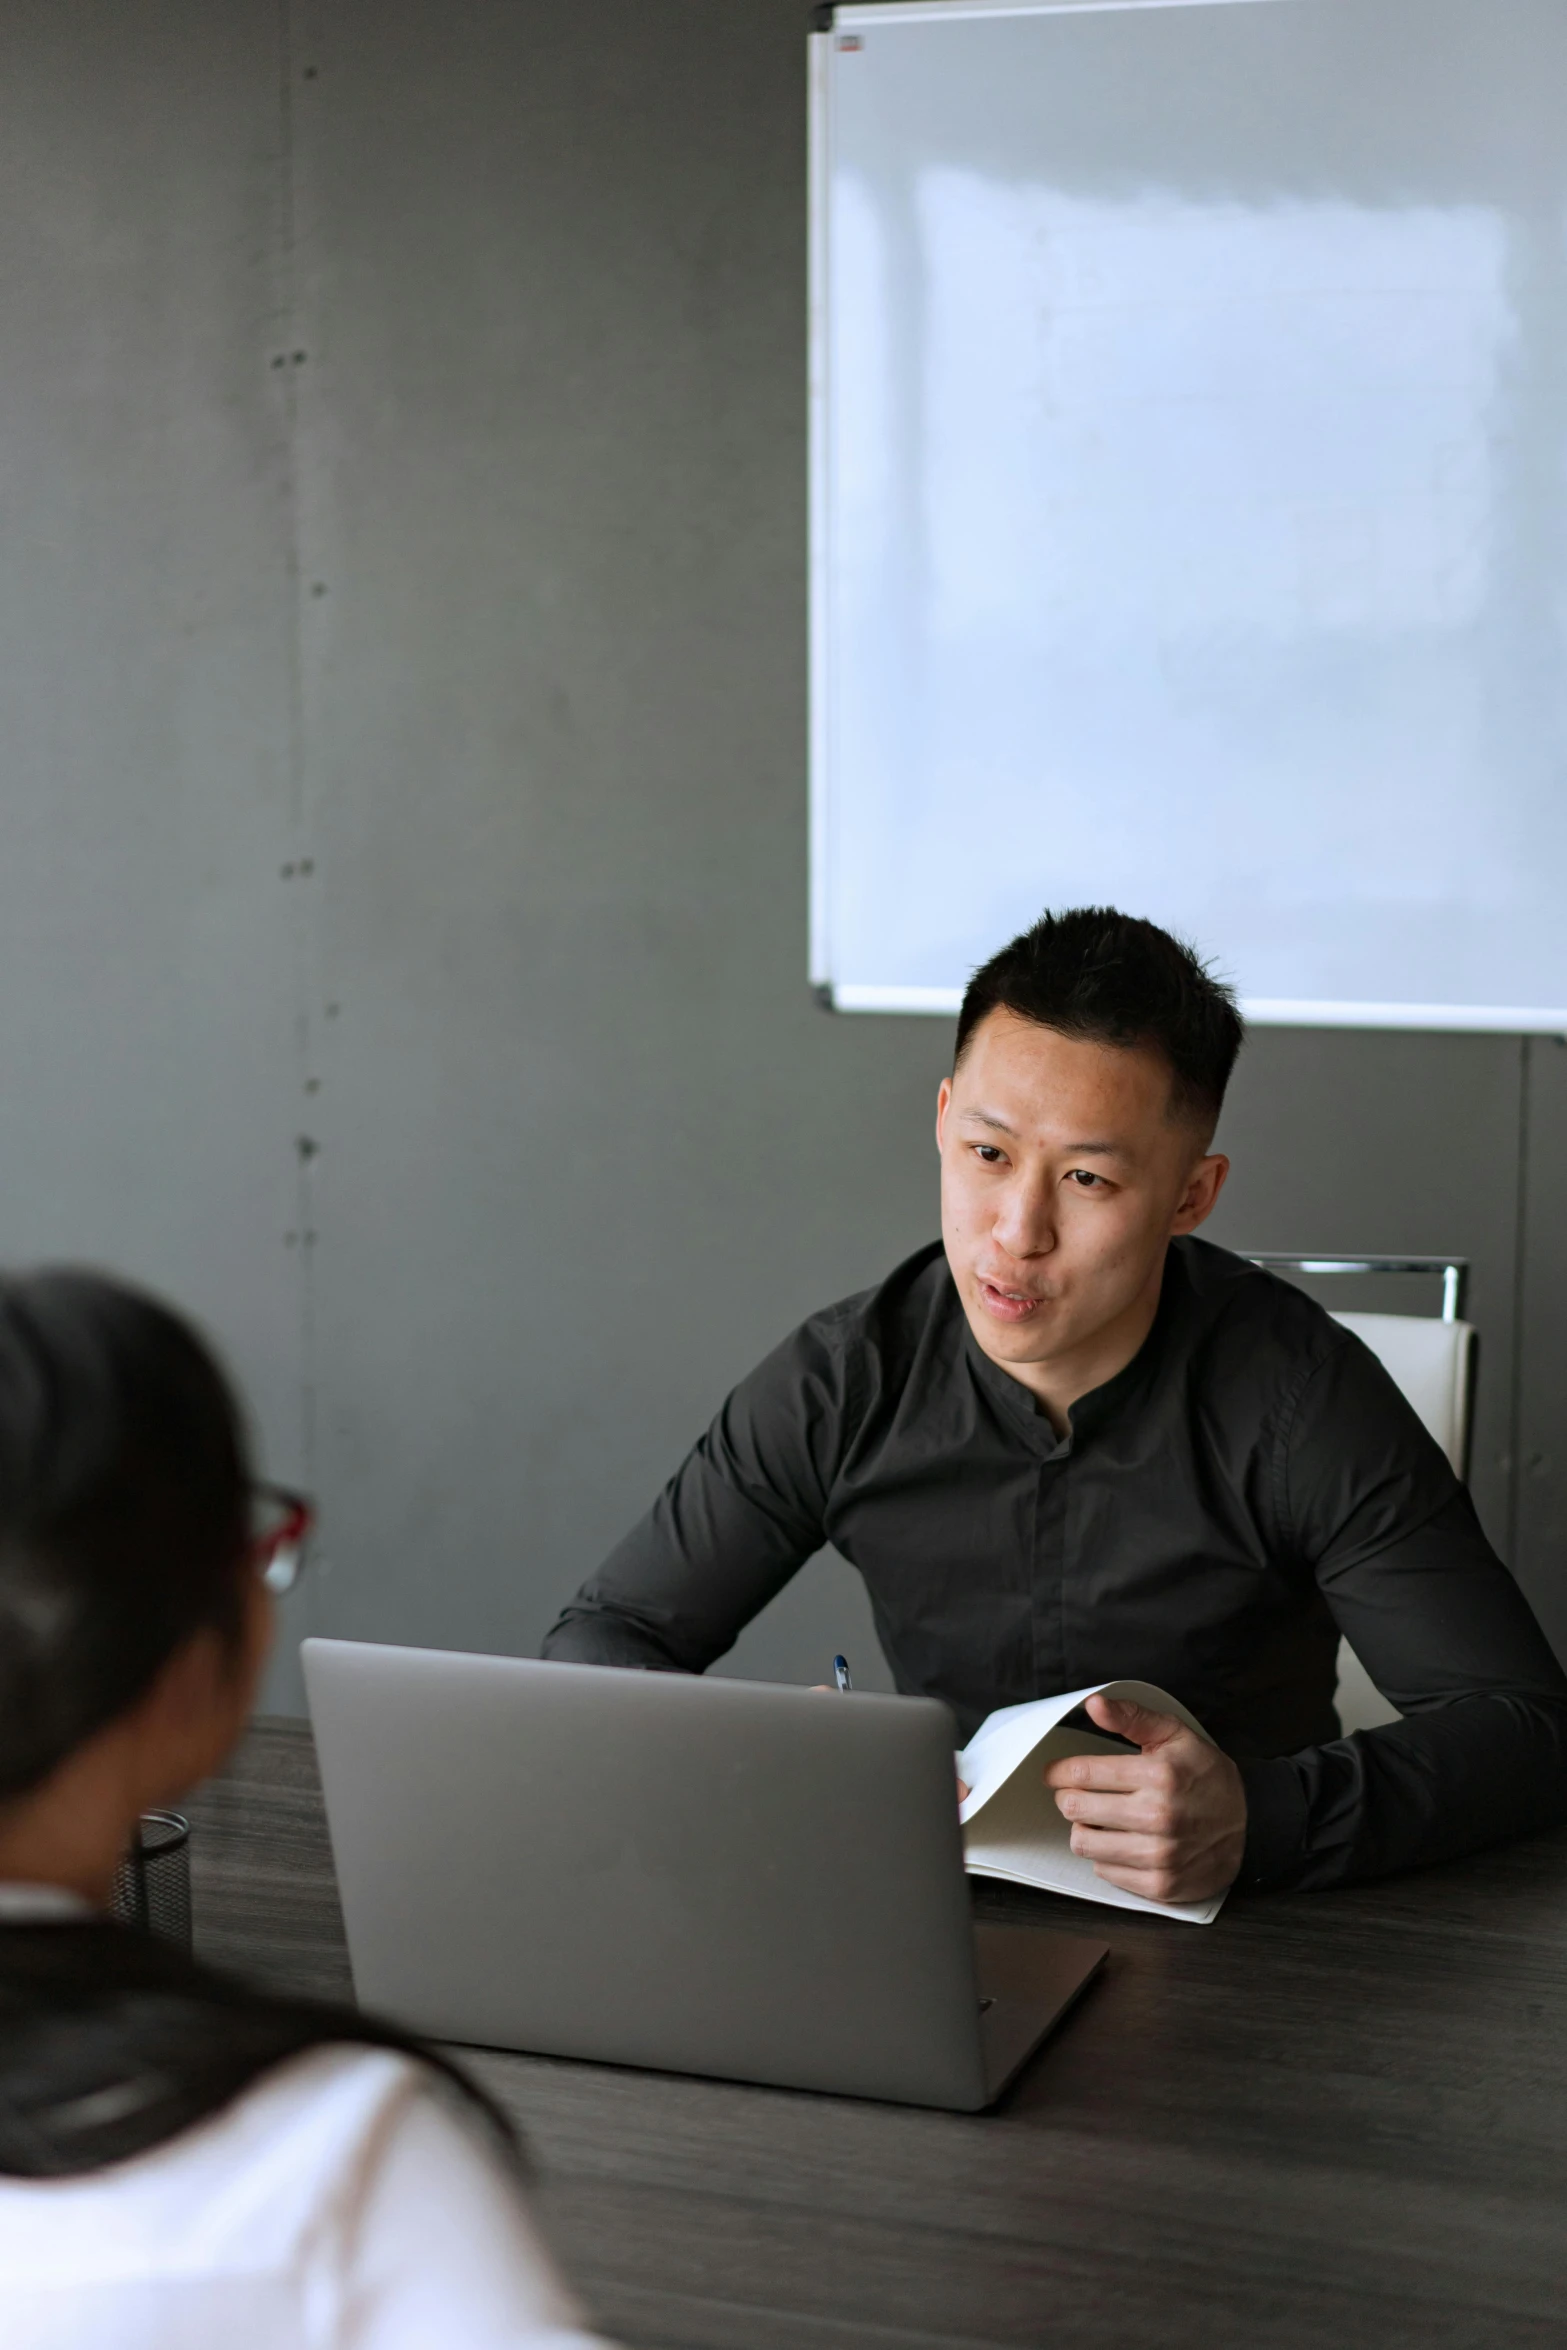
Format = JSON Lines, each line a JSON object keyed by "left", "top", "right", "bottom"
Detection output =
{"left": 1042, "top": 1693, "right": 1246, "bottom": 1905}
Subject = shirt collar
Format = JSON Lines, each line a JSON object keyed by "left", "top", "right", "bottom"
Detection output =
{"left": 960, "top": 1242, "right": 1190, "bottom": 1452}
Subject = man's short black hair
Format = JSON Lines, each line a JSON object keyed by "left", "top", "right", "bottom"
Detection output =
{"left": 954, "top": 907, "right": 1244, "bottom": 1134}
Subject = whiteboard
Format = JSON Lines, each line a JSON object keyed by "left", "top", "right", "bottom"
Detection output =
{"left": 809, "top": 0, "right": 1567, "bottom": 1027}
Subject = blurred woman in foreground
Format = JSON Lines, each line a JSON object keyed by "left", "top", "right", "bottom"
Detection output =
{"left": 0, "top": 1268, "right": 615, "bottom": 2349}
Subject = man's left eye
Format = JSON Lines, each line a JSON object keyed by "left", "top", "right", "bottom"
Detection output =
{"left": 1067, "top": 1170, "right": 1104, "bottom": 1189}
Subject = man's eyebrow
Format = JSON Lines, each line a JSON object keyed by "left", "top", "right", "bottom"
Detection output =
{"left": 956, "top": 1108, "right": 1132, "bottom": 1160}
{"left": 957, "top": 1107, "right": 1021, "bottom": 1138}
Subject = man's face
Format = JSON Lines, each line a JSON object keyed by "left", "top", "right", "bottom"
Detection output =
{"left": 936, "top": 1010, "right": 1228, "bottom": 1382}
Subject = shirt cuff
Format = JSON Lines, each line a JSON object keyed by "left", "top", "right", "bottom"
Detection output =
{"left": 1237, "top": 1755, "right": 1311, "bottom": 1889}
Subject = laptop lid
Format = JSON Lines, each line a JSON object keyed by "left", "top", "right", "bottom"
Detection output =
{"left": 303, "top": 1640, "right": 993, "bottom": 2109}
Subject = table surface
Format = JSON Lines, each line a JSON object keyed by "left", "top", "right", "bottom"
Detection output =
{"left": 186, "top": 1719, "right": 1567, "bottom": 2350}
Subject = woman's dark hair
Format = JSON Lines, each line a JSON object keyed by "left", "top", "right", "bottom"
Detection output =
{"left": 0, "top": 1269, "right": 252, "bottom": 1802}
{"left": 0, "top": 1266, "right": 522, "bottom": 2179}
{"left": 954, "top": 906, "right": 1245, "bottom": 1134}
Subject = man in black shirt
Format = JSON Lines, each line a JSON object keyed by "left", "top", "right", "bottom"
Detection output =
{"left": 544, "top": 909, "right": 1567, "bottom": 1902}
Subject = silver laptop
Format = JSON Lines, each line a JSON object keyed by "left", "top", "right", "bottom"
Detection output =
{"left": 302, "top": 1639, "right": 1107, "bottom": 2112}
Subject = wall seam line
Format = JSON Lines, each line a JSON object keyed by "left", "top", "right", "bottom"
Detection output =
{"left": 276, "top": 0, "right": 318, "bottom": 1514}
{"left": 1506, "top": 1033, "right": 1532, "bottom": 1566}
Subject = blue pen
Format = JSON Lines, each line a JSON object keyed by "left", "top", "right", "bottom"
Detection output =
{"left": 832, "top": 1654, "right": 853, "bottom": 1692}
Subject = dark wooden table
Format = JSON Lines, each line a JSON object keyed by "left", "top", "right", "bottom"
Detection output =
{"left": 187, "top": 1720, "right": 1567, "bottom": 2349}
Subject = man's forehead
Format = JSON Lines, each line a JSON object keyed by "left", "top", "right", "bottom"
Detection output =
{"left": 949, "top": 1016, "right": 1189, "bottom": 1148}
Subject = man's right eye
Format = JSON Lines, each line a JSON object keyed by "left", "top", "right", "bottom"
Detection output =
{"left": 973, "top": 1145, "right": 1005, "bottom": 1164}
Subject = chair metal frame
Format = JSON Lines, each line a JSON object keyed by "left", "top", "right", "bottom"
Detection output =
{"left": 1244, "top": 1253, "right": 1468, "bottom": 1325}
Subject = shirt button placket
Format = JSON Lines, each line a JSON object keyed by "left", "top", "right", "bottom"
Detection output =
{"left": 1031, "top": 1449, "right": 1070, "bottom": 1695}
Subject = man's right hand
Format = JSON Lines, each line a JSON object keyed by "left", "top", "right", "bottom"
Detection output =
{"left": 1042, "top": 1692, "right": 1246, "bottom": 1904}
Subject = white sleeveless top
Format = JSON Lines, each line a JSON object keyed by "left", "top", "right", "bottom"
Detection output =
{"left": 0, "top": 1890, "right": 617, "bottom": 2350}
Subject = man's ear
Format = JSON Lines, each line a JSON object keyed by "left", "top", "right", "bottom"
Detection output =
{"left": 935, "top": 1076, "right": 953, "bottom": 1154}
{"left": 1171, "top": 1152, "right": 1229, "bottom": 1236}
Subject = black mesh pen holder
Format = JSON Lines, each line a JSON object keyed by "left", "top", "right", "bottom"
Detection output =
{"left": 111, "top": 1809, "right": 192, "bottom": 1948}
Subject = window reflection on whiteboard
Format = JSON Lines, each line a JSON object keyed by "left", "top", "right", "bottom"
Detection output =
{"left": 817, "top": 63, "right": 1567, "bottom": 1024}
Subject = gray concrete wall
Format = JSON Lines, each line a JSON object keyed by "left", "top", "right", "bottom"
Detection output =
{"left": 0, "top": 0, "right": 1560, "bottom": 1713}
{"left": 0, "top": 1, "right": 308, "bottom": 1482}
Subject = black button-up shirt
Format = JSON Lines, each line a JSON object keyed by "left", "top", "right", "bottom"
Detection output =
{"left": 543, "top": 1238, "right": 1567, "bottom": 1889}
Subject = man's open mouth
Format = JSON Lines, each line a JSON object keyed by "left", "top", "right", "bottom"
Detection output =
{"left": 977, "top": 1279, "right": 1049, "bottom": 1322}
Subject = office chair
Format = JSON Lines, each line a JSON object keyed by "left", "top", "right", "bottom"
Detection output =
{"left": 1245, "top": 1257, "right": 1475, "bottom": 1736}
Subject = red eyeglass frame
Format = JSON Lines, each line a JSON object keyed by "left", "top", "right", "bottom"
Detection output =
{"left": 251, "top": 1482, "right": 316, "bottom": 1594}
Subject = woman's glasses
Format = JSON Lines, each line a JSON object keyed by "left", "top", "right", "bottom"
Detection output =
{"left": 249, "top": 1482, "right": 315, "bottom": 1595}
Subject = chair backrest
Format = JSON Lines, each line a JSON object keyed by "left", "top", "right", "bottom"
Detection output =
{"left": 1330, "top": 1311, "right": 1476, "bottom": 1477}
{"left": 1242, "top": 1254, "right": 1477, "bottom": 1735}
{"left": 1328, "top": 1310, "right": 1476, "bottom": 1733}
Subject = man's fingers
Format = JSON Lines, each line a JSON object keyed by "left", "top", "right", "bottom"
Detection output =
{"left": 1052, "top": 1786, "right": 1162, "bottom": 1831}
{"left": 1089, "top": 1861, "right": 1194, "bottom": 1902}
{"left": 957, "top": 1778, "right": 970, "bottom": 1804}
{"left": 1042, "top": 1749, "right": 1156, "bottom": 1792}
{"left": 1070, "top": 1829, "right": 1201, "bottom": 1904}
{"left": 1065, "top": 1824, "right": 1168, "bottom": 1867}
{"left": 1085, "top": 1692, "right": 1185, "bottom": 1748}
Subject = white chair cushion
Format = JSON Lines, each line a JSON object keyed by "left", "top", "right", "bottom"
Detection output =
{"left": 1327, "top": 1312, "right": 1477, "bottom": 1731}
{"left": 1330, "top": 1311, "right": 1475, "bottom": 1475}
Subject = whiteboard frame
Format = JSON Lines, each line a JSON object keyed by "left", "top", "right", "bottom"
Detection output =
{"left": 806, "top": 0, "right": 1567, "bottom": 1034}
{"left": 808, "top": 24, "right": 833, "bottom": 994}
{"left": 829, "top": 0, "right": 1269, "bottom": 24}
{"left": 832, "top": 987, "right": 1567, "bottom": 1031}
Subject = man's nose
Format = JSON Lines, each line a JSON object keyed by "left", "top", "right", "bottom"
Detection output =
{"left": 994, "top": 1174, "right": 1056, "bottom": 1260}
